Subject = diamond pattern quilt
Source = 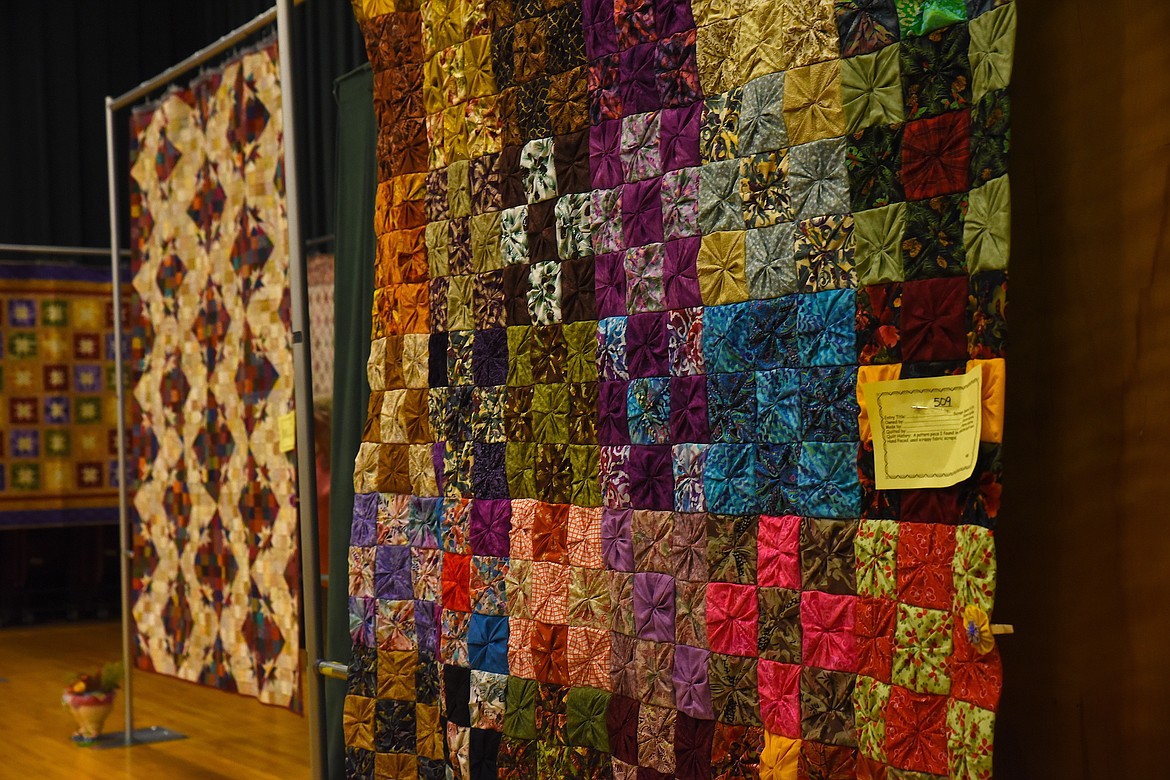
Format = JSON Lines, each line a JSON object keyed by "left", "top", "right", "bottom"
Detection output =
{"left": 127, "top": 43, "right": 301, "bottom": 708}
{"left": 0, "top": 263, "right": 124, "bottom": 528}
{"left": 344, "top": 0, "right": 1013, "bottom": 776}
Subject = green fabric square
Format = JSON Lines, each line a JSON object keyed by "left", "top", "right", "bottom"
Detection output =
{"left": 568, "top": 444, "right": 601, "bottom": 507}
{"left": 447, "top": 274, "right": 474, "bottom": 332}
{"left": 443, "top": 441, "right": 474, "bottom": 498}
{"left": 707, "top": 514, "right": 758, "bottom": 584}
{"left": 856, "top": 519, "right": 899, "bottom": 599}
{"left": 563, "top": 321, "right": 598, "bottom": 383}
{"left": 896, "top": 0, "right": 966, "bottom": 36}
{"left": 506, "top": 441, "right": 537, "bottom": 498}
{"left": 504, "top": 676, "right": 538, "bottom": 739}
{"left": 953, "top": 525, "right": 997, "bottom": 613}
{"left": 45, "top": 429, "right": 71, "bottom": 457}
{"left": 532, "top": 383, "right": 569, "bottom": 443}
{"left": 852, "top": 675, "right": 890, "bottom": 763}
{"left": 969, "top": 2, "right": 1016, "bottom": 104}
{"left": 473, "top": 386, "right": 507, "bottom": 443}
{"left": 76, "top": 397, "right": 102, "bottom": 424}
{"left": 757, "top": 587, "right": 801, "bottom": 663}
{"left": 507, "top": 326, "right": 533, "bottom": 386}
{"left": 947, "top": 699, "right": 995, "bottom": 780}
{"left": 11, "top": 464, "right": 40, "bottom": 490}
{"left": 964, "top": 174, "right": 1010, "bottom": 273}
{"left": 41, "top": 300, "right": 68, "bottom": 327}
{"left": 854, "top": 203, "right": 906, "bottom": 285}
{"left": 565, "top": 687, "right": 610, "bottom": 751}
{"left": 536, "top": 742, "right": 570, "bottom": 775}
{"left": 426, "top": 220, "right": 449, "bottom": 278}
{"left": 903, "top": 193, "right": 967, "bottom": 280}
{"left": 891, "top": 603, "right": 953, "bottom": 695}
{"left": 567, "top": 382, "right": 599, "bottom": 444}
{"left": 9, "top": 332, "right": 37, "bottom": 358}
{"left": 448, "top": 159, "right": 472, "bottom": 218}
{"left": 428, "top": 387, "right": 449, "bottom": 441}
{"left": 471, "top": 211, "right": 503, "bottom": 273}
{"left": 842, "top": 44, "right": 904, "bottom": 133}
{"left": 708, "top": 653, "right": 761, "bottom": 726}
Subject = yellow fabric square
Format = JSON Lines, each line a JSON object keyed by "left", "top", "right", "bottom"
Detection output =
{"left": 343, "top": 695, "right": 376, "bottom": 751}
{"left": 856, "top": 363, "right": 902, "bottom": 442}
{"left": 354, "top": 442, "right": 380, "bottom": 493}
{"left": 402, "top": 333, "right": 430, "bottom": 389}
{"left": 696, "top": 19, "right": 738, "bottom": 96}
{"left": 410, "top": 443, "right": 440, "bottom": 495}
{"left": 447, "top": 274, "right": 474, "bottom": 331}
{"left": 448, "top": 159, "right": 472, "bottom": 218}
{"left": 380, "top": 389, "right": 408, "bottom": 443}
{"left": 374, "top": 753, "right": 418, "bottom": 780}
{"left": 417, "top": 704, "right": 444, "bottom": 759}
{"left": 426, "top": 219, "right": 450, "bottom": 277}
{"left": 375, "top": 180, "right": 393, "bottom": 234}
{"left": 692, "top": 0, "right": 739, "bottom": 27}
{"left": 737, "top": 6, "right": 792, "bottom": 84}
{"left": 697, "top": 230, "right": 749, "bottom": 306}
{"left": 968, "top": 358, "right": 1006, "bottom": 443}
{"left": 443, "top": 104, "right": 470, "bottom": 164}
{"left": 377, "top": 649, "right": 418, "bottom": 700}
{"left": 471, "top": 211, "right": 503, "bottom": 273}
{"left": 782, "top": 59, "right": 845, "bottom": 146}
{"left": 778, "top": 0, "right": 837, "bottom": 70}
{"left": 760, "top": 732, "right": 800, "bottom": 780}
{"left": 423, "top": 54, "right": 446, "bottom": 116}
{"left": 466, "top": 94, "right": 503, "bottom": 158}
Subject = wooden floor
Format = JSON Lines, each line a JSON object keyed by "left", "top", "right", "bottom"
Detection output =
{"left": 0, "top": 621, "right": 310, "bottom": 779}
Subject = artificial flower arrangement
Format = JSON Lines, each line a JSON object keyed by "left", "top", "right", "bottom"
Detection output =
{"left": 62, "top": 661, "right": 123, "bottom": 743}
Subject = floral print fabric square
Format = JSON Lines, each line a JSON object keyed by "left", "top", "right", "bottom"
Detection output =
{"left": 347, "top": 0, "right": 1013, "bottom": 776}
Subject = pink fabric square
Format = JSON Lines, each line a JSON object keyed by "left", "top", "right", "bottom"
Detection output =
{"left": 531, "top": 561, "right": 570, "bottom": 623}
{"left": 508, "top": 617, "right": 535, "bottom": 679}
{"left": 705, "top": 582, "right": 758, "bottom": 657}
{"left": 509, "top": 498, "right": 537, "bottom": 559}
{"left": 567, "top": 626, "right": 612, "bottom": 690}
{"left": 800, "top": 590, "right": 857, "bottom": 672}
{"left": 758, "top": 660, "right": 801, "bottom": 738}
{"left": 758, "top": 514, "right": 801, "bottom": 588}
{"left": 567, "top": 505, "right": 604, "bottom": 568}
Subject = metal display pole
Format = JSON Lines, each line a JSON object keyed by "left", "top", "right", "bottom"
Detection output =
{"left": 276, "top": 2, "right": 327, "bottom": 778}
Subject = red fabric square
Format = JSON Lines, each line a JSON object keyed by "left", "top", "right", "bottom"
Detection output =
{"left": 533, "top": 501, "right": 570, "bottom": 562}
{"left": 800, "top": 591, "right": 857, "bottom": 672}
{"left": 798, "top": 741, "right": 856, "bottom": 779}
{"left": 900, "top": 486, "right": 960, "bottom": 524}
{"left": 441, "top": 552, "right": 471, "bottom": 612}
{"left": 896, "top": 523, "right": 956, "bottom": 610}
{"left": 758, "top": 660, "right": 800, "bottom": 738}
{"left": 706, "top": 583, "right": 758, "bottom": 657}
{"left": 885, "top": 687, "right": 948, "bottom": 775}
{"left": 532, "top": 621, "right": 569, "bottom": 685}
{"left": 901, "top": 109, "right": 971, "bottom": 201}
{"left": 608, "top": 694, "right": 641, "bottom": 764}
{"left": 758, "top": 514, "right": 801, "bottom": 588}
{"left": 948, "top": 623, "right": 1003, "bottom": 710}
{"left": 856, "top": 753, "right": 889, "bottom": 780}
{"left": 855, "top": 597, "right": 896, "bottom": 682}
{"left": 901, "top": 277, "right": 969, "bottom": 362}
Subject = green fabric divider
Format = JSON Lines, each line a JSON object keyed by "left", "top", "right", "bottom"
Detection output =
{"left": 325, "top": 63, "right": 376, "bottom": 780}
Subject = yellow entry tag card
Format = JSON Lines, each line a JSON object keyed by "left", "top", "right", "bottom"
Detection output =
{"left": 861, "top": 368, "right": 982, "bottom": 490}
{"left": 278, "top": 411, "right": 297, "bottom": 453}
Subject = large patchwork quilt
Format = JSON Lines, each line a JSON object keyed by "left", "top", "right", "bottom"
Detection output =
{"left": 344, "top": 0, "right": 1013, "bottom": 776}
{"left": 127, "top": 43, "right": 301, "bottom": 708}
{"left": 0, "top": 263, "right": 124, "bottom": 528}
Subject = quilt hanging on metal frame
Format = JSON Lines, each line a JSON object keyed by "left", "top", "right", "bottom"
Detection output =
{"left": 127, "top": 42, "right": 301, "bottom": 709}
{"left": 343, "top": 0, "right": 1013, "bottom": 776}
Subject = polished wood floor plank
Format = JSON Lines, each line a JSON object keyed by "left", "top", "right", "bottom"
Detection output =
{"left": 0, "top": 621, "right": 310, "bottom": 779}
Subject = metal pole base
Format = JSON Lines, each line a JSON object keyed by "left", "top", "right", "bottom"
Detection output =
{"left": 75, "top": 726, "right": 186, "bottom": 749}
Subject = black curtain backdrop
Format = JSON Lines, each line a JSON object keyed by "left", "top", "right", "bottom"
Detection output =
{"left": 325, "top": 64, "right": 376, "bottom": 780}
{"left": 0, "top": 0, "right": 366, "bottom": 257}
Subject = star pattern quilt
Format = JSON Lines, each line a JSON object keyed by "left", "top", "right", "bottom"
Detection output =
{"left": 344, "top": 0, "right": 1013, "bottom": 776}
{"left": 0, "top": 263, "right": 124, "bottom": 528}
{"left": 127, "top": 43, "right": 301, "bottom": 709}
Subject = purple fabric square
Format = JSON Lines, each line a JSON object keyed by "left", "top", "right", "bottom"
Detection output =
{"left": 469, "top": 499, "right": 511, "bottom": 558}
{"left": 584, "top": 0, "right": 618, "bottom": 59}
{"left": 629, "top": 445, "right": 674, "bottom": 510}
{"left": 601, "top": 445, "right": 633, "bottom": 508}
{"left": 472, "top": 442, "right": 508, "bottom": 498}
{"left": 352, "top": 493, "right": 378, "bottom": 546}
{"left": 602, "top": 508, "right": 636, "bottom": 571}
{"left": 664, "top": 236, "right": 702, "bottom": 308}
{"left": 595, "top": 252, "right": 629, "bottom": 318}
{"left": 415, "top": 599, "right": 439, "bottom": 657}
{"left": 472, "top": 328, "right": 508, "bottom": 387}
{"left": 654, "top": 0, "right": 695, "bottom": 37}
{"left": 375, "top": 545, "right": 413, "bottom": 599}
{"left": 433, "top": 442, "right": 446, "bottom": 494}
{"left": 633, "top": 571, "right": 676, "bottom": 642}
{"left": 660, "top": 104, "right": 701, "bottom": 171}
{"left": 621, "top": 178, "right": 664, "bottom": 247}
{"left": 626, "top": 311, "right": 669, "bottom": 378}
{"left": 620, "top": 42, "right": 659, "bottom": 115}
{"left": 670, "top": 374, "right": 710, "bottom": 443}
{"left": 590, "top": 54, "right": 624, "bottom": 124}
{"left": 591, "top": 120, "right": 624, "bottom": 190}
{"left": 673, "top": 645, "right": 713, "bottom": 719}
{"left": 599, "top": 380, "right": 632, "bottom": 445}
